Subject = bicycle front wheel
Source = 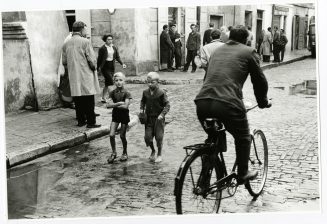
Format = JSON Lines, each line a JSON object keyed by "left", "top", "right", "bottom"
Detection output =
{"left": 175, "top": 150, "right": 224, "bottom": 214}
{"left": 245, "top": 129, "right": 268, "bottom": 197}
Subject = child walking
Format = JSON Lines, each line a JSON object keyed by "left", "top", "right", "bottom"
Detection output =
{"left": 140, "top": 72, "right": 170, "bottom": 163}
{"left": 107, "top": 72, "right": 132, "bottom": 163}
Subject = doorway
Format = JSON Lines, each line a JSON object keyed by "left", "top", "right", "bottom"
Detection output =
{"left": 256, "top": 10, "right": 263, "bottom": 50}
{"left": 210, "top": 15, "right": 223, "bottom": 29}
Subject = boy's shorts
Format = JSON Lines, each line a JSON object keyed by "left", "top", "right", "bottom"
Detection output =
{"left": 112, "top": 108, "right": 130, "bottom": 124}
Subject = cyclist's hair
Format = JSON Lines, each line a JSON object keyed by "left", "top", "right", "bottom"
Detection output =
{"left": 229, "top": 25, "right": 249, "bottom": 44}
{"left": 113, "top": 72, "right": 126, "bottom": 81}
{"left": 147, "top": 72, "right": 160, "bottom": 81}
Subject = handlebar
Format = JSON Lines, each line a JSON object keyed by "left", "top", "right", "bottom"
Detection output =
{"left": 246, "top": 98, "right": 272, "bottom": 112}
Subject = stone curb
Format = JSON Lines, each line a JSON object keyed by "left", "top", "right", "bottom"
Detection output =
{"left": 125, "top": 55, "right": 311, "bottom": 85}
{"left": 7, "top": 115, "right": 139, "bottom": 168}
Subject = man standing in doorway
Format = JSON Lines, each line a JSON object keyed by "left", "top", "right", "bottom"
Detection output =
{"left": 279, "top": 29, "right": 288, "bottom": 62}
{"left": 62, "top": 21, "right": 101, "bottom": 128}
{"left": 160, "top": 24, "right": 174, "bottom": 72}
{"left": 182, "top": 24, "right": 201, "bottom": 73}
{"left": 203, "top": 22, "right": 214, "bottom": 46}
{"left": 273, "top": 26, "right": 281, "bottom": 62}
{"left": 169, "top": 24, "right": 177, "bottom": 69}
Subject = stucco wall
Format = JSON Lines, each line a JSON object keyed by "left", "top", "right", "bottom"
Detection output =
{"left": 24, "top": 11, "right": 69, "bottom": 109}
{"left": 91, "top": 8, "right": 136, "bottom": 76}
{"left": 3, "top": 23, "right": 35, "bottom": 113}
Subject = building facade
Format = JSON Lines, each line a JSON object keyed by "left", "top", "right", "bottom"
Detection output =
{"left": 2, "top": 4, "right": 315, "bottom": 113}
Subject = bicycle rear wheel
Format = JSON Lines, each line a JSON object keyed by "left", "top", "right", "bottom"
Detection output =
{"left": 175, "top": 150, "right": 224, "bottom": 214}
{"left": 245, "top": 130, "right": 268, "bottom": 197}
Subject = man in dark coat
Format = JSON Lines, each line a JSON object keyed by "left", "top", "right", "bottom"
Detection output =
{"left": 169, "top": 24, "right": 176, "bottom": 69}
{"left": 272, "top": 26, "right": 281, "bottom": 62}
{"left": 160, "top": 24, "right": 174, "bottom": 72}
{"left": 174, "top": 32, "right": 182, "bottom": 70}
{"left": 203, "top": 22, "right": 214, "bottom": 46}
{"left": 194, "top": 25, "right": 271, "bottom": 184}
{"left": 182, "top": 24, "right": 201, "bottom": 73}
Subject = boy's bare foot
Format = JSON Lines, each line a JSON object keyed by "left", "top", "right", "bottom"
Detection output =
{"left": 149, "top": 152, "right": 156, "bottom": 162}
{"left": 155, "top": 156, "right": 162, "bottom": 163}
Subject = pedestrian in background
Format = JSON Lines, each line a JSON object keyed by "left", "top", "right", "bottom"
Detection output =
{"left": 62, "top": 21, "right": 101, "bottom": 128}
{"left": 200, "top": 29, "right": 224, "bottom": 73}
{"left": 169, "top": 24, "right": 177, "bottom": 69}
{"left": 260, "top": 29, "right": 272, "bottom": 62}
{"left": 203, "top": 22, "right": 214, "bottom": 46}
{"left": 220, "top": 26, "right": 229, "bottom": 43}
{"left": 160, "top": 24, "right": 174, "bottom": 72}
{"left": 140, "top": 72, "right": 170, "bottom": 163}
{"left": 246, "top": 26, "right": 253, "bottom": 47}
{"left": 97, "top": 34, "right": 126, "bottom": 103}
{"left": 279, "top": 29, "right": 288, "bottom": 62}
{"left": 174, "top": 32, "right": 182, "bottom": 70}
{"left": 273, "top": 26, "right": 281, "bottom": 62}
{"left": 182, "top": 24, "right": 201, "bottom": 73}
{"left": 106, "top": 72, "right": 132, "bottom": 163}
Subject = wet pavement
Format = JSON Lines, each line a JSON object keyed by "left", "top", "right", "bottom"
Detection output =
{"left": 7, "top": 58, "right": 319, "bottom": 218}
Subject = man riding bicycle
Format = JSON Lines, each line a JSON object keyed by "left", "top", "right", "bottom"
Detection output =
{"left": 194, "top": 25, "right": 271, "bottom": 184}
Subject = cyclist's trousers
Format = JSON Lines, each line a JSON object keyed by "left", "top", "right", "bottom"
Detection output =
{"left": 195, "top": 99, "right": 251, "bottom": 175}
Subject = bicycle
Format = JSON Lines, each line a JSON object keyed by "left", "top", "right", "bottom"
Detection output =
{"left": 174, "top": 102, "right": 269, "bottom": 214}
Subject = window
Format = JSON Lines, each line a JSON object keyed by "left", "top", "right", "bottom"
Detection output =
{"left": 245, "top": 11, "right": 252, "bottom": 28}
{"left": 168, "top": 7, "right": 178, "bottom": 26}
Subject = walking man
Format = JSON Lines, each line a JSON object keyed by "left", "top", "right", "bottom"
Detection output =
{"left": 203, "top": 22, "right": 214, "bottom": 46}
{"left": 182, "top": 24, "right": 201, "bottom": 73}
{"left": 62, "top": 21, "right": 101, "bottom": 128}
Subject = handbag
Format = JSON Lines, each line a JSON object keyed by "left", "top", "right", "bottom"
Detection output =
{"left": 138, "top": 111, "right": 147, "bottom": 125}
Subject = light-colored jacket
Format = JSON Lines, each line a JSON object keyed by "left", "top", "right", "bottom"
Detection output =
{"left": 200, "top": 39, "right": 225, "bottom": 67}
{"left": 62, "top": 34, "right": 100, "bottom": 97}
{"left": 260, "top": 32, "right": 272, "bottom": 56}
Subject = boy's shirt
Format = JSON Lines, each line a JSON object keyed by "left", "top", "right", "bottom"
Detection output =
{"left": 109, "top": 87, "right": 132, "bottom": 110}
{"left": 140, "top": 88, "right": 170, "bottom": 117}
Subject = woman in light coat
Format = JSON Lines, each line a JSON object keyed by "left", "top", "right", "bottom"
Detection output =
{"left": 260, "top": 29, "right": 273, "bottom": 62}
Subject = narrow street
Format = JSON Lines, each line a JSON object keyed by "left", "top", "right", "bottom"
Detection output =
{"left": 7, "top": 58, "right": 318, "bottom": 218}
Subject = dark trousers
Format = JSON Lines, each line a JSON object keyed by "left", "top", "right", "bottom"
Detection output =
{"left": 167, "top": 49, "right": 173, "bottom": 69}
{"left": 73, "top": 95, "right": 96, "bottom": 125}
{"left": 183, "top": 49, "right": 197, "bottom": 71}
{"left": 263, "top": 55, "right": 270, "bottom": 62}
{"left": 195, "top": 99, "right": 251, "bottom": 175}
{"left": 273, "top": 44, "right": 280, "bottom": 62}
{"left": 280, "top": 47, "right": 285, "bottom": 61}
{"left": 174, "top": 48, "right": 182, "bottom": 69}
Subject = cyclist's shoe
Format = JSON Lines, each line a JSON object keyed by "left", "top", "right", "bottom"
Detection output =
{"left": 237, "top": 170, "right": 258, "bottom": 185}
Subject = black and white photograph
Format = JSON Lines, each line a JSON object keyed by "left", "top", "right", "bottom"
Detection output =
{"left": 0, "top": 0, "right": 326, "bottom": 223}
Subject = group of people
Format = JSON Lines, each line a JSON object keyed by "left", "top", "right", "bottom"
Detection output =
{"left": 257, "top": 26, "right": 288, "bottom": 63}
{"left": 61, "top": 20, "right": 272, "bottom": 184}
{"left": 61, "top": 21, "right": 170, "bottom": 164}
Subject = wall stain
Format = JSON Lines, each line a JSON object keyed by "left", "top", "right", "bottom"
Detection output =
{"left": 5, "top": 78, "right": 22, "bottom": 107}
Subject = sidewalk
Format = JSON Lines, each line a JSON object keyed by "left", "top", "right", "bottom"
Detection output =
{"left": 126, "top": 49, "right": 311, "bottom": 84}
{"left": 5, "top": 49, "right": 311, "bottom": 168}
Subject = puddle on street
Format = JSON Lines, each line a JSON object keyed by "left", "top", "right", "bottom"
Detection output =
{"left": 6, "top": 142, "right": 174, "bottom": 219}
{"left": 7, "top": 165, "right": 64, "bottom": 219}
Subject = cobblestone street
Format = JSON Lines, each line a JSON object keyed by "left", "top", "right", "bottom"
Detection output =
{"left": 7, "top": 58, "right": 319, "bottom": 218}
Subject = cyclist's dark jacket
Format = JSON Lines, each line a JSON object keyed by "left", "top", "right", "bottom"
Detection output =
{"left": 195, "top": 40, "right": 268, "bottom": 110}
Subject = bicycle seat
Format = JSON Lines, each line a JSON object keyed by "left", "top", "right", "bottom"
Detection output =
{"left": 203, "top": 118, "right": 224, "bottom": 132}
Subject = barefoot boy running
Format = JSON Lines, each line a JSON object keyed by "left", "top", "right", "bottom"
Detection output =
{"left": 107, "top": 72, "right": 132, "bottom": 163}
{"left": 140, "top": 72, "right": 170, "bottom": 163}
